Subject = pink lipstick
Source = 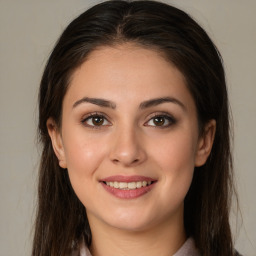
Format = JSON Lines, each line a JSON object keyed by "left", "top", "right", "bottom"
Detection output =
{"left": 100, "top": 175, "right": 157, "bottom": 199}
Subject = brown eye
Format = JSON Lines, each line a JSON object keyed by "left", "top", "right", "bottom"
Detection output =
{"left": 145, "top": 114, "right": 176, "bottom": 128}
{"left": 82, "top": 114, "right": 111, "bottom": 127}
{"left": 153, "top": 116, "right": 165, "bottom": 126}
{"left": 92, "top": 116, "right": 104, "bottom": 126}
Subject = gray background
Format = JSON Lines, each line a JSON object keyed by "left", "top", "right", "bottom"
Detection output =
{"left": 0, "top": 0, "right": 255, "bottom": 255}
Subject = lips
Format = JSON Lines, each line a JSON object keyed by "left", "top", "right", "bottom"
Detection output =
{"left": 105, "top": 180, "right": 152, "bottom": 190}
{"left": 102, "top": 175, "right": 155, "bottom": 183}
{"left": 100, "top": 175, "right": 157, "bottom": 199}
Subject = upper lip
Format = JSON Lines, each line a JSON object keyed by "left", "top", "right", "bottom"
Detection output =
{"left": 100, "top": 175, "right": 157, "bottom": 183}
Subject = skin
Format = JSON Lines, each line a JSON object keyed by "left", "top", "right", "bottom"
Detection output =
{"left": 47, "top": 44, "right": 216, "bottom": 256}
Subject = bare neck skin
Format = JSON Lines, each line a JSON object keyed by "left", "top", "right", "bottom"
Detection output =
{"left": 88, "top": 207, "right": 186, "bottom": 256}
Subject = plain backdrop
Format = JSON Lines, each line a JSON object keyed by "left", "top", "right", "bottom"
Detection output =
{"left": 0, "top": 0, "right": 255, "bottom": 255}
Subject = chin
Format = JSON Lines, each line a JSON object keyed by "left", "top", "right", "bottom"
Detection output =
{"left": 109, "top": 217, "right": 155, "bottom": 232}
{"left": 100, "top": 207, "right": 166, "bottom": 232}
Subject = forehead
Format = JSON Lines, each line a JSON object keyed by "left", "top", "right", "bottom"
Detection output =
{"left": 64, "top": 44, "right": 195, "bottom": 111}
{"left": 71, "top": 43, "right": 185, "bottom": 84}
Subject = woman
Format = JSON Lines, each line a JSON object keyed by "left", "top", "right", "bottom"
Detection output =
{"left": 33, "top": 1, "right": 240, "bottom": 255}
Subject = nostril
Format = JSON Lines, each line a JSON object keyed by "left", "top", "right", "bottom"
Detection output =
{"left": 111, "top": 158, "right": 140, "bottom": 165}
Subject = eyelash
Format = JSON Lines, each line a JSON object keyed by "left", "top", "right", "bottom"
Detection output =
{"left": 81, "top": 112, "right": 176, "bottom": 129}
{"left": 81, "top": 112, "right": 111, "bottom": 129}
{"left": 144, "top": 113, "right": 176, "bottom": 128}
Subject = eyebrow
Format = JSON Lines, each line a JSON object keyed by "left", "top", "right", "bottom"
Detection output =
{"left": 73, "top": 97, "right": 116, "bottom": 109}
{"left": 139, "top": 97, "right": 186, "bottom": 110}
{"left": 72, "top": 96, "right": 185, "bottom": 110}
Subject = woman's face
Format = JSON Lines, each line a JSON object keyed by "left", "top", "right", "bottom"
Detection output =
{"left": 48, "top": 44, "right": 215, "bottom": 233}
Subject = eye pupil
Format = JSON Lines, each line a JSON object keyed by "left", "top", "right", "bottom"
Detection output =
{"left": 153, "top": 116, "right": 165, "bottom": 126}
{"left": 92, "top": 116, "right": 104, "bottom": 126}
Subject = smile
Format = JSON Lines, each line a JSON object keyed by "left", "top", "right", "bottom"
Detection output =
{"left": 100, "top": 175, "right": 157, "bottom": 199}
{"left": 104, "top": 181, "right": 152, "bottom": 190}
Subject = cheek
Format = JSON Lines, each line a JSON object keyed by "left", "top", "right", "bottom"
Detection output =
{"left": 156, "top": 143, "right": 195, "bottom": 191}
{"left": 63, "top": 136, "right": 107, "bottom": 207}
{"left": 150, "top": 130, "right": 198, "bottom": 172}
{"left": 63, "top": 132, "right": 107, "bottom": 180}
{"left": 149, "top": 131, "right": 197, "bottom": 203}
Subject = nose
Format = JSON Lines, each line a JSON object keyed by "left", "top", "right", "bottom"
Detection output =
{"left": 109, "top": 125, "right": 147, "bottom": 167}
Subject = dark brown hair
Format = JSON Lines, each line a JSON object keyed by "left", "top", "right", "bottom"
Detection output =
{"left": 34, "top": 1, "right": 237, "bottom": 255}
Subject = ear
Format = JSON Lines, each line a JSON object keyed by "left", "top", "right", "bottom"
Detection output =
{"left": 195, "top": 119, "right": 216, "bottom": 167}
{"left": 47, "top": 118, "right": 67, "bottom": 169}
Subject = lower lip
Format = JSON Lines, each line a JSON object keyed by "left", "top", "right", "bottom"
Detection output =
{"left": 101, "top": 182, "right": 156, "bottom": 199}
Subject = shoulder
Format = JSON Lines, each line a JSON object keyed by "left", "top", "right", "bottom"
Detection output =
{"left": 79, "top": 241, "right": 92, "bottom": 256}
{"left": 70, "top": 239, "right": 91, "bottom": 256}
{"left": 173, "top": 237, "right": 200, "bottom": 256}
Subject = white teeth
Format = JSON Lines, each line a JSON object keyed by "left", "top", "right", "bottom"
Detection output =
{"left": 142, "top": 181, "right": 147, "bottom": 187}
{"left": 136, "top": 181, "right": 142, "bottom": 188}
{"left": 119, "top": 182, "right": 128, "bottom": 189}
{"left": 114, "top": 181, "right": 119, "bottom": 188}
{"left": 105, "top": 181, "right": 153, "bottom": 190}
{"left": 128, "top": 182, "right": 136, "bottom": 189}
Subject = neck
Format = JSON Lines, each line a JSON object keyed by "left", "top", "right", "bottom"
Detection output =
{"left": 88, "top": 213, "right": 186, "bottom": 256}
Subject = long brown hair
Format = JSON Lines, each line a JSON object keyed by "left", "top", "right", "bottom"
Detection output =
{"left": 33, "top": 1, "right": 237, "bottom": 255}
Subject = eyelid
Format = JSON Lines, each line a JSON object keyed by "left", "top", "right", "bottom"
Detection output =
{"left": 80, "top": 111, "right": 176, "bottom": 129}
{"left": 81, "top": 112, "right": 112, "bottom": 128}
{"left": 144, "top": 112, "right": 177, "bottom": 128}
